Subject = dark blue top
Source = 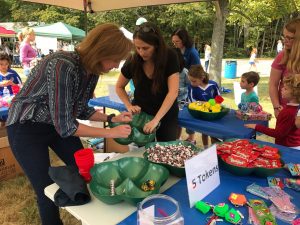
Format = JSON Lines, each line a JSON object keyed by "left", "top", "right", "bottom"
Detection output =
{"left": 0, "top": 69, "right": 22, "bottom": 95}
{"left": 183, "top": 47, "right": 200, "bottom": 69}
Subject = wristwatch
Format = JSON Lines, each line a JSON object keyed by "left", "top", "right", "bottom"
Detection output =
{"left": 107, "top": 113, "right": 116, "bottom": 123}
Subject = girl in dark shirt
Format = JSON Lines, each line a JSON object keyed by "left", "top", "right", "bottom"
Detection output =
{"left": 116, "top": 22, "right": 180, "bottom": 141}
{"left": 6, "top": 23, "right": 133, "bottom": 225}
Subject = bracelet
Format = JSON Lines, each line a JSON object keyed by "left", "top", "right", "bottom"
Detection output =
{"left": 273, "top": 106, "right": 281, "bottom": 110}
{"left": 107, "top": 113, "right": 116, "bottom": 123}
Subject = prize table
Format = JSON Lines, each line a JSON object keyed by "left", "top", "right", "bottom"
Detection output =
{"left": 89, "top": 96, "right": 268, "bottom": 140}
{"left": 44, "top": 140, "right": 300, "bottom": 225}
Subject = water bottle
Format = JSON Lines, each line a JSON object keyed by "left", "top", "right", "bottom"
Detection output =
{"left": 3, "top": 87, "right": 10, "bottom": 97}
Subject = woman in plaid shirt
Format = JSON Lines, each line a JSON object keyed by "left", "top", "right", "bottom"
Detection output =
{"left": 6, "top": 23, "right": 133, "bottom": 225}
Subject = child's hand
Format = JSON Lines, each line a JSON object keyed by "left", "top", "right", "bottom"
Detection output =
{"left": 244, "top": 124, "right": 256, "bottom": 129}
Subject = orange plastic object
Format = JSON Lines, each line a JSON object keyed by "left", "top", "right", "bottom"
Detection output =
{"left": 228, "top": 193, "right": 247, "bottom": 206}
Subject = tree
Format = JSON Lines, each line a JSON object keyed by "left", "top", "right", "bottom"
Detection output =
{"left": 209, "top": 0, "right": 229, "bottom": 85}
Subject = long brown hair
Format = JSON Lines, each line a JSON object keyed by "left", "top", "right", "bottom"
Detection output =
{"left": 281, "top": 18, "right": 300, "bottom": 72}
{"left": 131, "top": 22, "right": 168, "bottom": 95}
{"left": 77, "top": 23, "right": 133, "bottom": 74}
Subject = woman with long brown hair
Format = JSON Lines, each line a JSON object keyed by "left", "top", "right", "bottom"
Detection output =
{"left": 116, "top": 22, "right": 180, "bottom": 141}
{"left": 6, "top": 23, "right": 133, "bottom": 225}
{"left": 269, "top": 18, "right": 300, "bottom": 117}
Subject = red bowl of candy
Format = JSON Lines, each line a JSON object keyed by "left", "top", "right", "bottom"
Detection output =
{"left": 144, "top": 141, "right": 202, "bottom": 177}
{"left": 216, "top": 139, "right": 284, "bottom": 177}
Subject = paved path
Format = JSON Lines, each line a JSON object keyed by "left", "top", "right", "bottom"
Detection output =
{"left": 218, "top": 58, "right": 273, "bottom": 78}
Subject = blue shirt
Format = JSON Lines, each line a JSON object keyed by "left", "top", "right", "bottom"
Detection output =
{"left": 188, "top": 82, "right": 220, "bottom": 102}
{"left": 183, "top": 47, "right": 201, "bottom": 69}
{"left": 0, "top": 69, "right": 22, "bottom": 96}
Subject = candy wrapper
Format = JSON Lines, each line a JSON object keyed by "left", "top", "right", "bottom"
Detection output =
{"left": 267, "top": 177, "right": 284, "bottom": 189}
{"left": 286, "top": 163, "right": 300, "bottom": 176}
{"left": 285, "top": 178, "right": 300, "bottom": 192}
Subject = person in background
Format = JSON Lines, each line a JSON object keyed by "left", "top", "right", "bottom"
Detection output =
{"left": 239, "top": 71, "right": 260, "bottom": 104}
{"left": 269, "top": 18, "right": 300, "bottom": 118}
{"left": 7, "top": 23, "right": 133, "bottom": 225}
{"left": 171, "top": 28, "right": 200, "bottom": 69}
{"left": 249, "top": 47, "right": 258, "bottom": 72}
{"left": 18, "top": 27, "right": 37, "bottom": 76}
{"left": 204, "top": 43, "right": 211, "bottom": 72}
{"left": 246, "top": 74, "right": 300, "bottom": 149}
{"left": 174, "top": 48, "right": 189, "bottom": 138}
{"left": 277, "top": 39, "right": 283, "bottom": 54}
{"left": 186, "top": 64, "right": 220, "bottom": 146}
{"left": 0, "top": 52, "right": 22, "bottom": 96}
{"left": 116, "top": 22, "right": 180, "bottom": 141}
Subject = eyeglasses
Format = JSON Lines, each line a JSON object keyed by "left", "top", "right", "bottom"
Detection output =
{"left": 282, "top": 35, "right": 295, "bottom": 41}
{"left": 134, "top": 25, "right": 156, "bottom": 34}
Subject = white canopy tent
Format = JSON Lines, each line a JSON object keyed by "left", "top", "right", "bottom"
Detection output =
{"left": 22, "top": 0, "right": 200, "bottom": 11}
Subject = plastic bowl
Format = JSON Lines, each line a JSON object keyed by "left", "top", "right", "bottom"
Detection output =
{"left": 144, "top": 140, "right": 202, "bottom": 177}
{"left": 188, "top": 107, "right": 230, "bottom": 121}
{"left": 109, "top": 111, "right": 156, "bottom": 146}
{"left": 217, "top": 139, "right": 284, "bottom": 177}
{"left": 89, "top": 157, "right": 169, "bottom": 205}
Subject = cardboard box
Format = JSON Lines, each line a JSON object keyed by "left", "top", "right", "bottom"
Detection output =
{"left": 105, "top": 138, "right": 129, "bottom": 153}
{"left": 0, "top": 128, "right": 23, "bottom": 182}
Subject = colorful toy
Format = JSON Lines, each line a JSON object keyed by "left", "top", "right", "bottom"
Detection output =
{"left": 228, "top": 193, "right": 247, "bottom": 207}
{"left": 236, "top": 102, "right": 271, "bottom": 121}
{"left": 195, "top": 201, "right": 242, "bottom": 224}
{"left": 248, "top": 199, "right": 277, "bottom": 225}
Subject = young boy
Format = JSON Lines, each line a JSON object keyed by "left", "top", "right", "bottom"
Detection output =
{"left": 245, "top": 74, "right": 300, "bottom": 149}
{"left": 0, "top": 52, "right": 22, "bottom": 96}
{"left": 240, "top": 71, "right": 260, "bottom": 104}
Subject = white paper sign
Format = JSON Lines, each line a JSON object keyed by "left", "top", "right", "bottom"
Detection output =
{"left": 184, "top": 145, "right": 220, "bottom": 207}
{"left": 108, "top": 84, "right": 123, "bottom": 103}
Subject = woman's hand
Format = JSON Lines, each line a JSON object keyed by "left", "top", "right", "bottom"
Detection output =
{"left": 108, "top": 125, "right": 131, "bottom": 138}
{"left": 143, "top": 119, "right": 159, "bottom": 134}
{"left": 112, "top": 112, "right": 132, "bottom": 123}
{"left": 244, "top": 124, "right": 256, "bottom": 129}
{"left": 127, "top": 105, "right": 141, "bottom": 114}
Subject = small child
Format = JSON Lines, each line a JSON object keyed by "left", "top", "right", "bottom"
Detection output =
{"left": 240, "top": 71, "right": 260, "bottom": 104}
{"left": 245, "top": 74, "right": 300, "bottom": 149}
{"left": 249, "top": 47, "right": 258, "bottom": 72}
{"left": 0, "top": 52, "right": 22, "bottom": 96}
{"left": 186, "top": 64, "right": 220, "bottom": 146}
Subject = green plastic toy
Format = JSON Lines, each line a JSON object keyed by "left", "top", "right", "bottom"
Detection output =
{"left": 213, "top": 203, "right": 229, "bottom": 217}
{"left": 195, "top": 201, "right": 212, "bottom": 214}
{"left": 225, "top": 208, "right": 242, "bottom": 224}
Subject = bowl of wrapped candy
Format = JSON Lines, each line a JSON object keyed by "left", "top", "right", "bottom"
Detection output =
{"left": 216, "top": 139, "right": 283, "bottom": 177}
{"left": 188, "top": 96, "right": 229, "bottom": 121}
{"left": 89, "top": 157, "right": 169, "bottom": 205}
{"left": 236, "top": 102, "right": 272, "bottom": 121}
{"left": 144, "top": 140, "right": 202, "bottom": 177}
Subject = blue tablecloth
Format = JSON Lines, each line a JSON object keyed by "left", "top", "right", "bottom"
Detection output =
{"left": 0, "top": 107, "right": 8, "bottom": 118}
{"left": 89, "top": 96, "right": 126, "bottom": 112}
{"left": 119, "top": 140, "right": 300, "bottom": 225}
{"left": 179, "top": 107, "right": 268, "bottom": 139}
{"left": 89, "top": 97, "right": 268, "bottom": 140}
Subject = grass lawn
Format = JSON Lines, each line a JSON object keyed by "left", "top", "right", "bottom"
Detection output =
{"left": 0, "top": 68, "right": 275, "bottom": 225}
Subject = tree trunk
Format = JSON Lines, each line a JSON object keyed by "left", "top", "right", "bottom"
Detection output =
{"left": 260, "top": 30, "right": 266, "bottom": 56}
{"left": 271, "top": 19, "right": 280, "bottom": 52}
{"left": 210, "top": 0, "right": 229, "bottom": 86}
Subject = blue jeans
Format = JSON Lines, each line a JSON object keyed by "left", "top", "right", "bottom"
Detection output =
{"left": 7, "top": 121, "right": 83, "bottom": 225}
